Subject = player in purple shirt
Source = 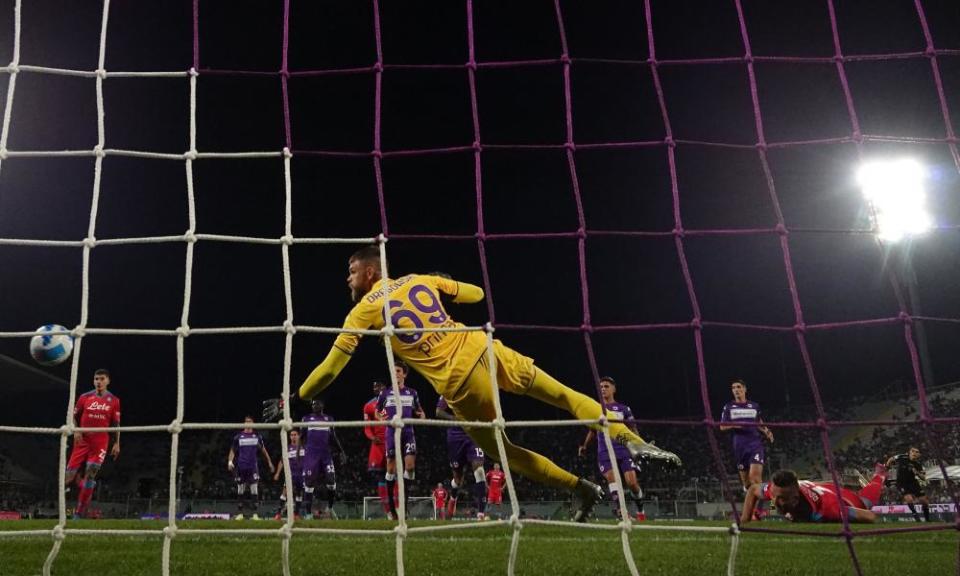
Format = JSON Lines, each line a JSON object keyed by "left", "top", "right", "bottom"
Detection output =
{"left": 227, "top": 416, "right": 275, "bottom": 520}
{"left": 377, "top": 361, "right": 425, "bottom": 518}
{"left": 720, "top": 380, "right": 774, "bottom": 494}
{"left": 301, "top": 398, "right": 345, "bottom": 519}
{"left": 273, "top": 428, "right": 305, "bottom": 518}
{"left": 436, "top": 395, "right": 487, "bottom": 519}
{"left": 578, "top": 377, "right": 645, "bottom": 520}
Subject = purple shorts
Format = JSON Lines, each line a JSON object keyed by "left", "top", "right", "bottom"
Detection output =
{"left": 386, "top": 427, "right": 416, "bottom": 458}
{"left": 447, "top": 432, "right": 484, "bottom": 470}
{"left": 598, "top": 455, "right": 637, "bottom": 477}
{"left": 235, "top": 467, "right": 260, "bottom": 485}
{"left": 302, "top": 451, "right": 335, "bottom": 485}
{"left": 734, "top": 444, "right": 765, "bottom": 471}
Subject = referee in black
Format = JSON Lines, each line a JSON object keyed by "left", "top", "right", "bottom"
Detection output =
{"left": 886, "top": 447, "right": 930, "bottom": 522}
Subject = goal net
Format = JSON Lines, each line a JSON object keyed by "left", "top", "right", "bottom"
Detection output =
{"left": 0, "top": 1, "right": 958, "bottom": 576}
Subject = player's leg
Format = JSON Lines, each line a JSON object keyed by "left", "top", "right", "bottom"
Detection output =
{"left": 302, "top": 456, "right": 319, "bottom": 520}
{"left": 919, "top": 494, "right": 931, "bottom": 522}
{"left": 738, "top": 470, "right": 750, "bottom": 491}
{"left": 65, "top": 437, "right": 90, "bottom": 504}
{"left": 75, "top": 462, "right": 101, "bottom": 518}
{"left": 470, "top": 457, "right": 487, "bottom": 519}
{"left": 249, "top": 477, "right": 261, "bottom": 520}
{"left": 495, "top": 341, "right": 679, "bottom": 466}
{"left": 323, "top": 460, "right": 337, "bottom": 519}
{"left": 384, "top": 431, "right": 398, "bottom": 518}
{"left": 855, "top": 465, "right": 886, "bottom": 512}
{"left": 622, "top": 468, "right": 645, "bottom": 519}
{"left": 369, "top": 443, "right": 390, "bottom": 516}
{"left": 448, "top": 463, "right": 463, "bottom": 518}
{"left": 235, "top": 479, "right": 247, "bottom": 520}
{"left": 600, "top": 466, "right": 621, "bottom": 519}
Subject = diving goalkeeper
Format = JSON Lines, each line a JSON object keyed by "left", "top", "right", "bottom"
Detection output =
{"left": 264, "top": 245, "right": 681, "bottom": 521}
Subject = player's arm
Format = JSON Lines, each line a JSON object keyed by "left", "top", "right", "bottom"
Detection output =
{"left": 435, "top": 404, "right": 457, "bottom": 421}
{"left": 430, "top": 275, "right": 485, "bottom": 304}
{"left": 740, "top": 483, "right": 763, "bottom": 524}
{"left": 414, "top": 394, "right": 426, "bottom": 419}
{"left": 110, "top": 402, "right": 121, "bottom": 459}
{"left": 227, "top": 447, "right": 236, "bottom": 472}
{"left": 718, "top": 406, "right": 737, "bottom": 432}
{"left": 846, "top": 507, "right": 877, "bottom": 523}
{"left": 72, "top": 400, "right": 83, "bottom": 443}
{"left": 758, "top": 417, "right": 773, "bottom": 443}
{"left": 260, "top": 442, "right": 275, "bottom": 475}
{"left": 272, "top": 453, "right": 283, "bottom": 482}
{"left": 578, "top": 430, "right": 596, "bottom": 458}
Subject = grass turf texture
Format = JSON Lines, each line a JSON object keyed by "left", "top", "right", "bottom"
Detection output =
{"left": 0, "top": 520, "right": 955, "bottom": 576}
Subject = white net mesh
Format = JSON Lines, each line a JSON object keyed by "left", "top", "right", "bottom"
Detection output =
{"left": 0, "top": 1, "right": 742, "bottom": 575}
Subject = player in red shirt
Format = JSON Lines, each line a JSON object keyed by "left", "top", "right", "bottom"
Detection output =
{"left": 432, "top": 483, "right": 449, "bottom": 520}
{"left": 486, "top": 463, "right": 506, "bottom": 512}
{"left": 741, "top": 465, "right": 886, "bottom": 524}
{"left": 65, "top": 369, "right": 121, "bottom": 519}
{"left": 363, "top": 380, "right": 392, "bottom": 516}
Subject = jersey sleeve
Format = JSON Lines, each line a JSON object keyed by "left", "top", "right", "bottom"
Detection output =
{"left": 112, "top": 396, "right": 121, "bottom": 425}
{"left": 231, "top": 434, "right": 239, "bottom": 453}
{"left": 332, "top": 300, "right": 381, "bottom": 356}
{"left": 376, "top": 391, "right": 386, "bottom": 412}
{"left": 412, "top": 390, "right": 422, "bottom": 412}
{"left": 426, "top": 275, "right": 484, "bottom": 304}
{"left": 720, "top": 403, "right": 730, "bottom": 423}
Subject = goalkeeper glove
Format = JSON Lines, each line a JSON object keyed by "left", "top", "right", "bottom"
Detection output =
{"left": 263, "top": 393, "right": 310, "bottom": 421}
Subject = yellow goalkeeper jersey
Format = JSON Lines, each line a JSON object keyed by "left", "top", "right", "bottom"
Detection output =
{"left": 333, "top": 274, "right": 487, "bottom": 396}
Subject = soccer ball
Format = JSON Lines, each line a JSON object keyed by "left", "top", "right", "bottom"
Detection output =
{"left": 29, "top": 324, "right": 74, "bottom": 366}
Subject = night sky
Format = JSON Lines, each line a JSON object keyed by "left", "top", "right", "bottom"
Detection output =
{"left": 1, "top": 0, "right": 960, "bottom": 443}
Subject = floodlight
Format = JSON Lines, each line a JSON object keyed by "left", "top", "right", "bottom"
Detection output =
{"left": 857, "top": 159, "right": 932, "bottom": 242}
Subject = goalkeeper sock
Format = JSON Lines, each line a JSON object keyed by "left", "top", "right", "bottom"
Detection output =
{"left": 907, "top": 502, "right": 921, "bottom": 521}
{"left": 524, "top": 369, "right": 644, "bottom": 450}
{"left": 303, "top": 487, "right": 315, "bottom": 516}
{"left": 385, "top": 474, "right": 397, "bottom": 515}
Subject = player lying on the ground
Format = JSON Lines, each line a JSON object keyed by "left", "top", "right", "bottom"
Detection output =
{"left": 264, "top": 245, "right": 681, "bottom": 521}
{"left": 741, "top": 466, "right": 886, "bottom": 523}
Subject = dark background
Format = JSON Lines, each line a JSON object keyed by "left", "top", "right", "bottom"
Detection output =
{"left": 1, "top": 0, "right": 959, "bottom": 442}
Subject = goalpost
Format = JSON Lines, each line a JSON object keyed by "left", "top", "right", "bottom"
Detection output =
{"left": 1, "top": 1, "right": 958, "bottom": 576}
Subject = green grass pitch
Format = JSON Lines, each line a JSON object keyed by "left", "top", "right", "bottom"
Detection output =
{"left": 0, "top": 520, "right": 955, "bottom": 576}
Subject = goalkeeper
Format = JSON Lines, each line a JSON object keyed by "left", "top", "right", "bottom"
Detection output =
{"left": 265, "top": 245, "right": 680, "bottom": 521}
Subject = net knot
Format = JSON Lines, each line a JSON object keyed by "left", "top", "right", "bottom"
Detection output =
{"left": 189, "top": 68, "right": 199, "bottom": 77}
{"left": 280, "top": 235, "right": 294, "bottom": 246}
{"left": 493, "top": 417, "right": 507, "bottom": 430}
{"left": 509, "top": 514, "right": 523, "bottom": 530}
{"left": 793, "top": 322, "right": 806, "bottom": 333}
{"left": 474, "top": 231, "right": 487, "bottom": 240}
{"left": 376, "top": 233, "right": 388, "bottom": 245}
{"left": 183, "top": 150, "right": 199, "bottom": 161}
{"left": 597, "top": 414, "right": 608, "bottom": 427}
{"left": 382, "top": 325, "right": 395, "bottom": 338}
{"left": 82, "top": 236, "right": 97, "bottom": 248}
{"left": 564, "top": 142, "right": 576, "bottom": 152}
{"left": 176, "top": 325, "right": 191, "bottom": 338}
{"left": 898, "top": 311, "right": 912, "bottom": 324}
{"left": 689, "top": 317, "right": 701, "bottom": 330}
{"left": 579, "top": 323, "right": 593, "bottom": 333}
{"left": 560, "top": 54, "right": 572, "bottom": 65}
{"left": 280, "top": 418, "right": 294, "bottom": 432}
{"left": 742, "top": 54, "right": 754, "bottom": 64}
{"left": 280, "top": 68, "right": 290, "bottom": 79}
{"left": 618, "top": 519, "right": 632, "bottom": 532}
{"left": 61, "top": 424, "right": 75, "bottom": 436}
{"left": 183, "top": 231, "right": 198, "bottom": 244}
{"left": 71, "top": 326, "right": 86, "bottom": 338}
{"left": 816, "top": 417, "right": 828, "bottom": 429}
{"left": 0, "top": 148, "right": 7, "bottom": 160}
{"left": 167, "top": 420, "right": 183, "bottom": 434}
{"left": 946, "top": 136, "right": 959, "bottom": 144}
{"left": 93, "top": 145, "right": 105, "bottom": 158}
{"left": 282, "top": 147, "right": 292, "bottom": 159}
{"left": 390, "top": 415, "right": 403, "bottom": 429}
{"left": 466, "top": 60, "right": 477, "bottom": 71}
{"left": 283, "top": 320, "right": 296, "bottom": 334}
{"left": 728, "top": 523, "right": 740, "bottom": 536}
{"left": 754, "top": 141, "right": 767, "bottom": 151}
{"left": 484, "top": 322, "right": 495, "bottom": 334}
{"left": 52, "top": 525, "right": 65, "bottom": 541}
{"left": 163, "top": 525, "right": 178, "bottom": 539}
{"left": 95, "top": 68, "right": 107, "bottom": 79}
{"left": 393, "top": 524, "right": 408, "bottom": 538}
{"left": 775, "top": 223, "right": 788, "bottom": 236}
{"left": 279, "top": 523, "right": 293, "bottom": 539}
{"left": 851, "top": 130, "right": 863, "bottom": 143}
{"left": 663, "top": 136, "right": 675, "bottom": 148}
{"left": 925, "top": 46, "right": 937, "bottom": 58}
{"left": 373, "top": 62, "right": 383, "bottom": 73}
{"left": 6, "top": 63, "right": 18, "bottom": 74}
{"left": 672, "top": 227, "right": 685, "bottom": 238}
{"left": 472, "top": 140, "right": 482, "bottom": 152}
{"left": 832, "top": 54, "right": 844, "bottom": 64}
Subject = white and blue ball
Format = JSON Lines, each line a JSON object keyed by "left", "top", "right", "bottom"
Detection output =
{"left": 29, "top": 324, "right": 74, "bottom": 366}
